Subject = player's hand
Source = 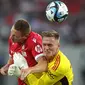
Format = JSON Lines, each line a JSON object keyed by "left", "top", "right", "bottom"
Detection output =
{"left": 0, "top": 64, "right": 9, "bottom": 75}
{"left": 20, "top": 68, "right": 31, "bottom": 80}
{"left": 0, "top": 67, "right": 7, "bottom": 75}
{"left": 8, "top": 64, "right": 21, "bottom": 77}
{"left": 13, "top": 53, "right": 28, "bottom": 69}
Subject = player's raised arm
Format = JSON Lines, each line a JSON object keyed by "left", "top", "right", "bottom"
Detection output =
{"left": 29, "top": 56, "right": 47, "bottom": 73}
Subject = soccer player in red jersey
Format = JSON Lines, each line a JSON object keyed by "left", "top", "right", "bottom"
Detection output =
{"left": 0, "top": 19, "right": 47, "bottom": 85}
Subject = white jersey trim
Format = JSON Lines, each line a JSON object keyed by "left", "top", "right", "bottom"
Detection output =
{"left": 35, "top": 53, "right": 44, "bottom": 61}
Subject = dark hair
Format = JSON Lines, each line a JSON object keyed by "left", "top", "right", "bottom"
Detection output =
{"left": 41, "top": 30, "right": 60, "bottom": 40}
{"left": 14, "top": 19, "right": 31, "bottom": 35}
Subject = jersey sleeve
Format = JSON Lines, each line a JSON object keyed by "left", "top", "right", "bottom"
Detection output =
{"left": 25, "top": 70, "right": 64, "bottom": 85}
{"left": 31, "top": 39, "right": 44, "bottom": 61}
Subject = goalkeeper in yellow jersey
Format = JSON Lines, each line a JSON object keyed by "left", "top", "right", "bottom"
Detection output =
{"left": 20, "top": 30, "right": 74, "bottom": 85}
{"left": 8, "top": 30, "right": 74, "bottom": 85}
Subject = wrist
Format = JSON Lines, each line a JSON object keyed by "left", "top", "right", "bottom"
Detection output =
{"left": 3, "top": 64, "right": 10, "bottom": 69}
{"left": 28, "top": 67, "right": 35, "bottom": 74}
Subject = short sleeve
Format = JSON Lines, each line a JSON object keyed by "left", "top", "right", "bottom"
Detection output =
{"left": 32, "top": 43, "right": 44, "bottom": 61}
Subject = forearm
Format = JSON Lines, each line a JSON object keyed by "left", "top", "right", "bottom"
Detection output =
{"left": 20, "top": 57, "right": 48, "bottom": 80}
{"left": 20, "top": 58, "right": 48, "bottom": 80}
{"left": 3, "top": 64, "right": 10, "bottom": 69}
{"left": 29, "top": 57, "right": 48, "bottom": 74}
{"left": 0, "top": 63, "right": 10, "bottom": 75}
{"left": 2, "top": 57, "right": 13, "bottom": 72}
{"left": 4, "top": 57, "right": 13, "bottom": 69}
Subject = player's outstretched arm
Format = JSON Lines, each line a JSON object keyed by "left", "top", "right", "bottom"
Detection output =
{"left": 20, "top": 56, "right": 47, "bottom": 80}
{"left": 29, "top": 56, "right": 48, "bottom": 73}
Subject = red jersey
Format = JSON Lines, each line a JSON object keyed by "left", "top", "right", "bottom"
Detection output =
{"left": 8, "top": 31, "right": 43, "bottom": 85}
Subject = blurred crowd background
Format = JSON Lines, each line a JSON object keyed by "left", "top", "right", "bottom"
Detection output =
{"left": 0, "top": 0, "right": 85, "bottom": 85}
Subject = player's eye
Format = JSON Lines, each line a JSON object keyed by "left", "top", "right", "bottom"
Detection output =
{"left": 43, "top": 44, "right": 46, "bottom": 46}
{"left": 48, "top": 44, "right": 53, "bottom": 47}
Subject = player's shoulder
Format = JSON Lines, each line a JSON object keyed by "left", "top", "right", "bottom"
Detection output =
{"left": 51, "top": 50, "right": 70, "bottom": 70}
{"left": 58, "top": 50, "right": 72, "bottom": 69}
{"left": 58, "top": 50, "right": 70, "bottom": 64}
{"left": 26, "top": 31, "right": 42, "bottom": 44}
{"left": 59, "top": 50, "right": 70, "bottom": 61}
{"left": 31, "top": 31, "right": 42, "bottom": 39}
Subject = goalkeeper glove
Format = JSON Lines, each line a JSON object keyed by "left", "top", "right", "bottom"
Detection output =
{"left": 8, "top": 64, "right": 21, "bottom": 77}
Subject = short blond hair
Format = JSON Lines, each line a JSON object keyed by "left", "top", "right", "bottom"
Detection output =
{"left": 41, "top": 30, "right": 60, "bottom": 40}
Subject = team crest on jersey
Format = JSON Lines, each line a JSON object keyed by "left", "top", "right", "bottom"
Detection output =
{"left": 35, "top": 45, "right": 42, "bottom": 53}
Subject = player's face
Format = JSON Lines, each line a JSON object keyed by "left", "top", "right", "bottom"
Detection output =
{"left": 11, "top": 28, "right": 27, "bottom": 43}
{"left": 42, "top": 37, "right": 60, "bottom": 60}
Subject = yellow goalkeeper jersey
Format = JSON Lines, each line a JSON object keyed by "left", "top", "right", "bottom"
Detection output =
{"left": 25, "top": 50, "right": 74, "bottom": 85}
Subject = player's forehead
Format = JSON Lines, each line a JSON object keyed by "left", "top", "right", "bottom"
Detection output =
{"left": 42, "top": 37, "right": 56, "bottom": 44}
{"left": 11, "top": 27, "right": 21, "bottom": 36}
